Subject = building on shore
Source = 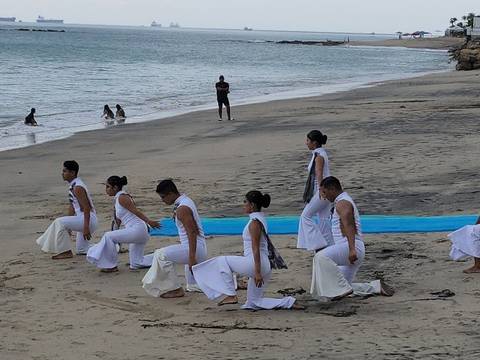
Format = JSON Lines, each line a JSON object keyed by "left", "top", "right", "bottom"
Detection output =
{"left": 466, "top": 16, "right": 480, "bottom": 39}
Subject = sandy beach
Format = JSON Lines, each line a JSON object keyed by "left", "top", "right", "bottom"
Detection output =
{"left": 1, "top": 68, "right": 480, "bottom": 359}
{"left": 350, "top": 36, "right": 465, "bottom": 49}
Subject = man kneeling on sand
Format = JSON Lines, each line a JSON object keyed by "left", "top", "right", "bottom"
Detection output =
{"left": 142, "top": 179, "right": 207, "bottom": 298}
{"left": 36, "top": 161, "right": 98, "bottom": 259}
{"left": 310, "top": 176, "right": 394, "bottom": 300}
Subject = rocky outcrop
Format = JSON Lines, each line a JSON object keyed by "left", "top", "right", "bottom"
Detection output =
{"left": 450, "top": 39, "right": 480, "bottom": 70}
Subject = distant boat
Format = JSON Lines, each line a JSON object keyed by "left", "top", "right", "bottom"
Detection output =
{"left": 244, "top": 26, "right": 253, "bottom": 31}
{"left": 0, "top": 17, "right": 16, "bottom": 22}
{"left": 36, "top": 16, "right": 63, "bottom": 24}
{"left": 151, "top": 21, "right": 161, "bottom": 27}
{"left": 169, "top": 22, "right": 180, "bottom": 28}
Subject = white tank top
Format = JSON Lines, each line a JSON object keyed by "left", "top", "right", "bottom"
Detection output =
{"left": 308, "top": 147, "right": 331, "bottom": 191}
{"left": 243, "top": 212, "right": 269, "bottom": 257}
{"left": 68, "top": 177, "right": 95, "bottom": 215}
{"left": 114, "top": 191, "right": 146, "bottom": 229}
{"left": 174, "top": 194, "right": 206, "bottom": 246}
{"left": 331, "top": 192, "right": 363, "bottom": 244}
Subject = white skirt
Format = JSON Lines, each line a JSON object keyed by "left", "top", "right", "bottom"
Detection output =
{"left": 448, "top": 225, "right": 480, "bottom": 260}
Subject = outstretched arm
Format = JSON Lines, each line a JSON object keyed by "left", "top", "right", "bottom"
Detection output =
{"left": 176, "top": 206, "right": 199, "bottom": 273}
{"left": 249, "top": 220, "right": 264, "bottom": 287}
{"left": 336, "top": 200, "right": 358, "bottom": 264}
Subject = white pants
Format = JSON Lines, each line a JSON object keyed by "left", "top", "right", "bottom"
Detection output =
{"left": 142, "top": 243, "right": 207, "bottom": 297}
{"left": 310, "top": 241, "right": 381, "bottom": 299}
{"left": 297, "top": 193, "right": 333, "bottom": 251}
{"left": 36, "top": 213, "right": 97, "bottom": 255}
{"left": 192, "top": 254, "right": 296, "bottom": 310}
{"left": 87, "top": 224, "right": 151, "bottom": 269}
{"left": 448, "top": 225, "right": 480, "bottom": 260}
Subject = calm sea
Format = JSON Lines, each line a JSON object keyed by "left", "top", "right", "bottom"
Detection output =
{"left": 0, "top": 23, "right": 452, "bottom": 151}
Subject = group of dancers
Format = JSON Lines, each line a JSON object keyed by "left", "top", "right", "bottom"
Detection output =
{"left": 36, "top": 129, "right": 402, "bottom": 310}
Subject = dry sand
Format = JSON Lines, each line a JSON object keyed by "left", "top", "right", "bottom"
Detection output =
{"left": 1, "top": 69, "right": 480, "bottom": 359}
{"left": 350, "top": 36, "right": 464, "bottom": 50}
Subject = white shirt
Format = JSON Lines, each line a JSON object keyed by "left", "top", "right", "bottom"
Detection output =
{"left": 114, "top": 191, "right": 145, "bottom": 229}
{"left": 307, "top": 147, "right": 330, "bottom": 191}
{"left": 243, "top": 212, "right": 269, "bottom": 257}
{"left": 174, "top": 194, "right": 206, "bottom": 246}
{"left": 332, "top": 192, "right": 363, "bottom": 244}
{"left": 68, "top": 177, "right": 95, "bottom": 215}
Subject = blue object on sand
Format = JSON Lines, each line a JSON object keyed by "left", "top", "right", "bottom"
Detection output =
{"left": 149, "top": 214, "right": 478, "bottom": 236}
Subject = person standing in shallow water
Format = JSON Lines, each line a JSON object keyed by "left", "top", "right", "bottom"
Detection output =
{"left": 297, "top": 130, "right": 333, "bottom": 252}
{"left": 25, "top": 108, "right": 38, "bottom": 126}
{"left": 215, "top": 75, "right": 232, "bottom": 121}
{"left": 102, "top": 105, "right": 114, "bottom": 120}
{"left": 115, "top": 104, "right": 126, "bottom": 122}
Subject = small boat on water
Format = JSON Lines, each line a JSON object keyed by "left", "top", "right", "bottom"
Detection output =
{"left": 0, "top": 17, "right": 16, "bottom": 22}
{"left": 244, "top": 26, "right": 253, "bottom": 31}
{"left": 169, "top": 22, "right": 180, "bottom": 28}
{"left": 36, "top": 16, "right": 63, "bottom": 24}
{"left": 151, "top": 21, "right": 161, "bottom": 27}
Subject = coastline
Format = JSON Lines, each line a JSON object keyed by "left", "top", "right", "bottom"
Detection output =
{"left": 349, "top": 36, "right": 464, "bottom": 50}
{"left": 1, "top": 66, "right": 453, "bottom": 153}
{"left": 2, "top": 68, "right": 480, "bottom": 358}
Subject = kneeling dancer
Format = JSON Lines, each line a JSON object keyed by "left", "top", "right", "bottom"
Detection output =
{"left": 193, "top": 190, "right": 300, "bottom": 309}
{"left": 448, "top": 215, "right": 480, "bottom": 273}
{"left": 310, "top": 177, "right": 394, "bottom": 299}
{"left": 87, "top": 176, "right": 159, "bottom": 272}
{"left": 36, "top": 160, "right": 97, "bottom": 259}
{"left": 142, "top": 180, "right": 207, "bottom": 298}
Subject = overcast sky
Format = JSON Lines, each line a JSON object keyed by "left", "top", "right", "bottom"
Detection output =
{"left": 2, "top": 0, "right": 479, "bottom": 33}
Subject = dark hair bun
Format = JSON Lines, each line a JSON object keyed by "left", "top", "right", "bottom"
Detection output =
{"left": 262, "top": 194, "right": 271, "bottom": 208}
{"left": 120, "top": 176, "right": 128, "bottom": 186}
{"left": 307, "top": 130, "right": 327, "bottom": 147}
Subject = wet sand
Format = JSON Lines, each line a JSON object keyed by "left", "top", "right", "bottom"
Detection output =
{"left": 1, "top": 68, "right": 480, "bottom": 359}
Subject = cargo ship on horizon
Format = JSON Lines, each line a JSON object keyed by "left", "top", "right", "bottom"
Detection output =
{"left": 36, "top": 16, "right": 63, "bottom": 24}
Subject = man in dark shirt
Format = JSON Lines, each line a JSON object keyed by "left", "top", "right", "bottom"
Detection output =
{"left": 25, "top": 108, "right": 38, "bottom": 126}
{"left": 215, "top": 75, "right": 232, "bottom": 121}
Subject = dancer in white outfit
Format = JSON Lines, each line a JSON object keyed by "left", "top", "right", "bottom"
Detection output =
{"left": 310, "top": 177, "right": 394, "bottom": 300}
{"left": 142, "top": 180, "right": 207, "bottom": 298}
{"left": 193, "top": 190, "right": 302, "bottom": 310}
{"left": 86, "top": 176, "right": 159, "bottom": 272}
{"left": 448, "top": 216, "right": 480, "bottom": 273}
{"left": 297, "top": 130, "right": 333, "bottom": 251}
{"left": 36, "top": 160, "right": 98, "bottom": 259}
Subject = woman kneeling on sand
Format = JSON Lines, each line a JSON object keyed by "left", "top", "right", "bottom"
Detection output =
{"left": 448, "top": 216, "right": 480, "bottom": 273}
{"left": 87, "top": 176, "right": 159, "bottom": 272}
{"left": 192, "top": 190, "right": 303, "bottom": 310}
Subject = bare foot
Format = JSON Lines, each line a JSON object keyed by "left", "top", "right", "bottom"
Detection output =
{"left": 380, "top": 280, "right": 395, "bottom": 296}
{"left": 160, "top": 288, "right": 185, "bottom": 298}
{"left": 237, "top": 277, "right": 248, "bottom": 290}
{"left": 330, "top": 289, "right": 353, "bottom": 301}
{"left": 101, "top": 267, "right": 118, "bottom": 273}
{"left": 217, "top": 295, "right": 238, "bottom": 306}
{"left": 463, "top": 266, "right": 480, "bottom": 274}
{"left": 291, "top": 302, "right": 306, "bottom": 310}
{"left": 52, "top": 250, "right": 73, "bottom": 260}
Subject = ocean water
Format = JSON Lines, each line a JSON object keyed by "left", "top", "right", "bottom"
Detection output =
{"left": 0, "top": 23, "right": 452, "bottom": 151}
